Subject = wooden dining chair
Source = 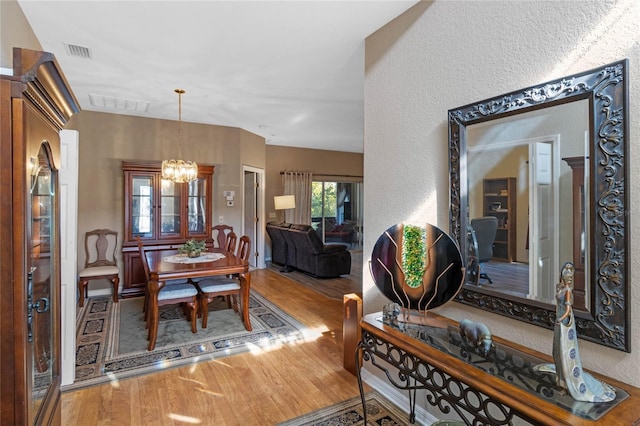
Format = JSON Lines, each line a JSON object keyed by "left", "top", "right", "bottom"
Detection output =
{"left": 196, "top": 235, "right": 251, "bottom": 329}
{"left": 212, "top": 224, "right": 234, "bottom": 249}
{"left": 136, "top": 237, "right": 199, "bottom": 338}
{"left": 225, "top": 231, "right": 238, "bottom": 253}
{"left": 78, "top": 229, "right": 120, "bottom": 307}
{"left": 136, "top": 237, "right": 189, "bottom": 319}
{"left": 190, "top": 232, "right": 238, "bottom": 287}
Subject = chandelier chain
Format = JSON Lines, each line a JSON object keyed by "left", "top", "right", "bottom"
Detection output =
{"left": 177, "top": 88, "right": 184, "bottom": 159}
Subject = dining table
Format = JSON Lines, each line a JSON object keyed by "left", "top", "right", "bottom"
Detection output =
{"left": 145, "top": 248, "right": 251, "bottom": 351}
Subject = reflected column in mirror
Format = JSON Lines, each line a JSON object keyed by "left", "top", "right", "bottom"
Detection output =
{"left": 466, "top": 100, "right": 589, "bottom": 312}
{"left": 562, "top": 156, "right": 588, "bottom": 310}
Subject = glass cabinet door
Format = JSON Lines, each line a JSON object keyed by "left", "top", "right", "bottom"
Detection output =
{"left": 187, "top": 176, "right": 207, "bottom": 237}
{"left": 159, "top": 178, "right": 181, "bottom": 238}
{"left": 131, "top": 175, "right": 154, "bottom": 239}
{"left": 30, "top": 144, "right": 56, "bottom": 421}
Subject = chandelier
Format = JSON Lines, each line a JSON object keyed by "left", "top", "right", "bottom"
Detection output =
{"left": 161, "top": 89, "right": 198, "bottom": 182}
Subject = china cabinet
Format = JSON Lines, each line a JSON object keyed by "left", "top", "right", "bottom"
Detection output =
{"left": 482, "top": 177, "right": 516, "bottom": 262}
{"left": 0, "top": 48, "right": 80, "bottom": 425}
{"left": 121, "top": 161, "right": 214, "bottom": 297}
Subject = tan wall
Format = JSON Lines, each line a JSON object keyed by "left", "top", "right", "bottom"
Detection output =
{"left": 265, "top": 144, "right": 363, "bottom": 221}
{"left": 68, "top": 110, "right": 266, "bottom": 286}
{"left": 69, "top": 110, "right": 362, "bottom": 282}
{"left": 263, "top": 144, "right": 363, "bottom": 259}
{"left": 0, "top": 0, "right": 42, "bottom": 69}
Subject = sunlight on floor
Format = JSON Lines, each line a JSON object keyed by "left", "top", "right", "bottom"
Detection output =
{"left": 168, "top": 413, "right": 201, "bottom": 424}
{"left": 188, "top": 358, "right": 232, "bottom": 375}
{"left": 107, "top": 372, "right": 120, "bottom": 388}
{"left": 246, "top": 325, "right": 328, "bottom": 355}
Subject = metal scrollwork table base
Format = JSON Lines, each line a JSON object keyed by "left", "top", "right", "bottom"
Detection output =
{"left": 355, "top": 313, "right": 640, "bottom": 426}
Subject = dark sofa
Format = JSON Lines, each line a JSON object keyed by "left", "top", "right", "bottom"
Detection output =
{"left": 266, "top": 222, "right": 351, "bottom": 278}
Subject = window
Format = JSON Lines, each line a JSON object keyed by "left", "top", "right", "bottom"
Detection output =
{"left": 312, "top": 180, "right": 362, "bottom": 250}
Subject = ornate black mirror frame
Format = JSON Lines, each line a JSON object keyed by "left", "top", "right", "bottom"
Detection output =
{"left": 448, "top": 60, "right": 629, "bottom": 352}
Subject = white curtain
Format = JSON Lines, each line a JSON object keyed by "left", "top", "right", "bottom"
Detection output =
{"left": 281, "top": 171, "right": 312, "bottom": 224}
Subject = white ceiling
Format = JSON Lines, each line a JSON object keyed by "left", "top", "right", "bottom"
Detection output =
{"left": 17, "top": 1, "right": 418, "bottom": 153}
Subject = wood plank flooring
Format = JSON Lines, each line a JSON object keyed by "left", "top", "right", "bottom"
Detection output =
{"left": 268, "top": 250, "right": 363, "bottom": 300}
{"left": 476, "top": 261, "right": 529, "bottom": 297}
{"left": 61, "top": 268, "right": 366, "bottom": 425}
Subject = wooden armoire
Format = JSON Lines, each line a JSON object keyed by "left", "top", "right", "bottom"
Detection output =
{"left": 0, "top": 48, "right": 80, "bottom": 425}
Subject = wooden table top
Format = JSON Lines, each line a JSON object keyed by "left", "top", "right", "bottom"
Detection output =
{"left": 146, "top": 248, "right": 249, "bottom": 281}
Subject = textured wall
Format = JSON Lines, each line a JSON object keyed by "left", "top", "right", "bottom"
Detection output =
{"left": 364, "top": 0, "right": 639, "bottom": 387}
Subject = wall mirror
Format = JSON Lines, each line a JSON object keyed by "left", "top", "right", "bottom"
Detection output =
{"left": 448, "top": 60, "right": 629, "bottom": 352}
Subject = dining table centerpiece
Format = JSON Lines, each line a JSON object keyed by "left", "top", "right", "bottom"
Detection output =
{"left": 178, "top": 239, "right": 207, "bottom": 258}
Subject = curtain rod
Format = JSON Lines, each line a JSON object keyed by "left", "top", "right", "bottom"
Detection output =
{"left": 280, "top": 172, "right": 363, "bottom": 178}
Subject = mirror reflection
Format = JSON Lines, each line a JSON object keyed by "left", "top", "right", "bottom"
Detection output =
{"left": 448, "top": 60, "right": 629, "bottom": 352}
{"left": 466, "top": 100, "right": 589, "bottom": 311}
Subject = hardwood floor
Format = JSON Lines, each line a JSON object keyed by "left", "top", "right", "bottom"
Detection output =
{"left": 476, "top": 261, "right": 529, "bottom": 297}
{"left": 61, "top": 268, "right": 366, "bottom": 425}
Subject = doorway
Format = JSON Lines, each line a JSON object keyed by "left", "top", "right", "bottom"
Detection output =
{"left": 243, "top": 166, "right": 265, "bottom": 269}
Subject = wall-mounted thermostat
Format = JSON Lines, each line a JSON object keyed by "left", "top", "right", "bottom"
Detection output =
{"left": 223, "top": 190, "right": 235, "bottom": 207}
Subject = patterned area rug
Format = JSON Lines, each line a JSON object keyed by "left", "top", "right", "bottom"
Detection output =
{"left": 278, "top": 391, "right": 410, "bottom": 425}
{"left": 66, "top": 292, "right": 307, "bottom": 390}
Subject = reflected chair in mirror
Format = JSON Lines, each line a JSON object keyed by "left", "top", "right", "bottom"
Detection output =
{"left": 136, "top": 237, "right": 198, "bottom": 338}
{"left": 212, "top": 224, "right": 234, "bottom": 249}
{"left": 470, "top": 217, "right": 498, "bottom": 284}
{"left": 196, "top": 235, "right": 251, "bottom": 329}
{"left": 78, "top": 229, "right": 120, "bottom": 307}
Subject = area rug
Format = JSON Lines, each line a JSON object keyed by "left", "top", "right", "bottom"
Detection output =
{"left": 269, "top": 250, "right": 363, "bottom": 300}
{"left": 278, "top": 391, "right": 410, "bottom": 426}
{"left": 67, "top": 292, "right": 307, "bottom": 390}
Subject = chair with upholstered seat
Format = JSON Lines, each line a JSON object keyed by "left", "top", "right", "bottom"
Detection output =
{"left": 189, "top": 232, "right": 237, "bottom": 287}
{"left": 212, "top": 224, "right": 234, "bottom": 249}
{"left": 137, "top": 238, "right": 199, "bottom": 337}
{"left": 78, "top": 229, "right": 120, "bottom": 307}
{"left": 135, "top": 237, "right": 190, "bottom": 320}
{"left": 470, "top": 216, "right": 498, "bottom": 284}
{"left": 196, "top": 235, "right": 251, "bottom": 329}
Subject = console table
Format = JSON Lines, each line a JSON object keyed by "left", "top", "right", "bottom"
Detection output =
{"left": 356, "top": 313, "right": 640, "bottom": 425}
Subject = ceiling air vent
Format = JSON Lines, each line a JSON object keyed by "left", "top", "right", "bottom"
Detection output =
{"left": 89, "top": 93, "right": 151, "bottom": 112}
{"left": 64, "top": 43, "right": 92, "bottom": 59}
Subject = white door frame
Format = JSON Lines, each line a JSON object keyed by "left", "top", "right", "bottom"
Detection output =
{"left": 59, "top": 130, "right": 79, "bottom": 386}
{"left": 242, "top": 165, "right": 266, "bottom": 269}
